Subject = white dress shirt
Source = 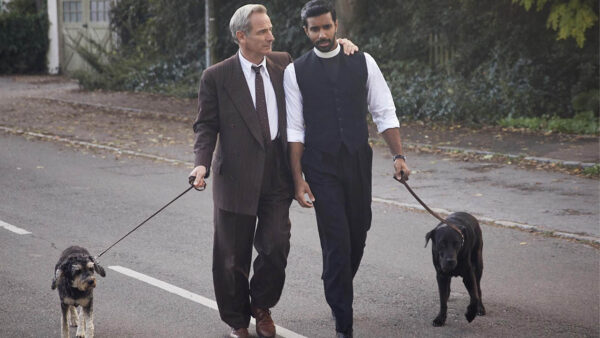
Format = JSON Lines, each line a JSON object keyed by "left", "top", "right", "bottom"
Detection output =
{"left": 284, "top": 44, "right": 400, "bottom": 144}
{"left": 238, "top": 50, "right": 279, "bottom": 140}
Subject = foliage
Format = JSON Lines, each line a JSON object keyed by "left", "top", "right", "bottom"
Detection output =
{"left": 214, "top": 0, "right": 309, "bottom": 59}
{"left": 74, "top": 0, "right": 598, "bottom": 128}
{"left": 498, "top": 111, "right": 599, "bottom": 134}
{"left": 0, "top": 0, "right": 48, "bottom": 74}
{"left": 355, "top": 0, "right": 598, "bottom": 122}
{"left": 71, "top": 34, "right": 201, "bottom": 97}
{"left": 512, "top": 0, "right": 598, "bottom": 47}
{"left": 76, "top": 0, "right": 310, "bottom": 96}
{"left": 582, "top": 164, "right": 600, "bottom": 177}
{"left": 73, "top": 0, "right": 205, "bottom": 96}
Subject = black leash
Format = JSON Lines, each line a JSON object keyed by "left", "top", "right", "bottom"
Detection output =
{"left": 394, "top": 175, "right": 464, "bottom": 246}
{"left": 96, "top": 176, "right": 205, "bottom": 259}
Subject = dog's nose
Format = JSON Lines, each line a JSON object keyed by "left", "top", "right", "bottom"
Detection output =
{"left": 443, "top": 259, "right": 457, "bottom": 271}
{"left": 87, "top": 279, "right": 95, "bottom": 286}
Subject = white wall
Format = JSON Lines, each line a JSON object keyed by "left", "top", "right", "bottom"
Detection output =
{"left": 1, "top": 0, "right": 11, "bottom": 11}
{"left": 47, "top": 0, "right": 59, "bottom": 74}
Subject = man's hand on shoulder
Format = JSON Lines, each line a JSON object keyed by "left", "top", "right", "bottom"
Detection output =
{"left": 338, "top": 38, "right": 359, "bottom": 55}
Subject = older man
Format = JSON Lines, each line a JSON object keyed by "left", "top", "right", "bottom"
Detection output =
{"left": 190, "top": 4, "right": 356, "bottom": 338}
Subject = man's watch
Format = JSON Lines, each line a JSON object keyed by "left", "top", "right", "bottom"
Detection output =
{"left": 393, "top": 154, "right": 406, "bottom": 162}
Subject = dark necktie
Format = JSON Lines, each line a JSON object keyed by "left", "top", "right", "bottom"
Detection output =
{"left": 252, "top": 65, "right": 271, "bottom": 142}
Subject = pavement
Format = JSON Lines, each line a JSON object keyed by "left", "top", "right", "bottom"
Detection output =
{"left": 0, "top": 75, "right": 599, "bottom": 243}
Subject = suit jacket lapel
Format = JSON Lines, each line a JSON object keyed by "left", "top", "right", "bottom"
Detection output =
{"left": 224, "top": 54, "right": 265, "bottom": 149}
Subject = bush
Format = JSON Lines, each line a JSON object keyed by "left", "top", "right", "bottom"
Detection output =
{"left": 74, "top": 0, "right": 598, "bottom": 128}
{"left": 358, "top": 0, "right": 598, "bottom": 123}
{"left": 0, "top": 0, "right": 48, "bottom": 74}
{"left": 498, "top": 111, "right": 599, "bottom": 134}
{"left": 76, "top": 0, "right": 309, "bottom": 96}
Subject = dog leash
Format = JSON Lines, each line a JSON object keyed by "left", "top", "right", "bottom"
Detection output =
{"left": 96, "top": 176, "right": 205, "bottom": 259}
{"left": 393, "top": 175, "right": 464, "bottom": 245}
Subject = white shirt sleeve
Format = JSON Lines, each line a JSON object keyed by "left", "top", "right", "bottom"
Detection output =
{"left": 284, "top": 63, "right": 305, "bottom": 143}
{"left": 365, "top": 52, "right": 400, "bottom": 133}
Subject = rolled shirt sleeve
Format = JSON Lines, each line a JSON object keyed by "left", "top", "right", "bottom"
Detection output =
{"left": 284, "top": 63, "right": 306, "bottom": 144}
{"left": 365, "top": 52, "right": 400, "bottom": 133}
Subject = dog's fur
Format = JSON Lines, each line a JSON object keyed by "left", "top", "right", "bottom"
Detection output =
{"left": 51, "top": 246, "right": 105, "bottom": 338}
{"left": 425, "top": 212, "right": 485, "bottom": 326}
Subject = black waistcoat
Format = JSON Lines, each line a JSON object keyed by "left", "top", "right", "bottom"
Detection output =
{"left": 294, "top": 50, "right": 369, "bottom": 154}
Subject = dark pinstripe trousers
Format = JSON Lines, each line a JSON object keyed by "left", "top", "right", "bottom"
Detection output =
{"left": 212, "top": 138, "right": 293, "bottom": 329}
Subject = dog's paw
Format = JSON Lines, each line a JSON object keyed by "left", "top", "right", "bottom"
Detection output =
{"left": 432, "top": 314, "right": 446, "bottom": 327}
{"left": 477, "top": 303, "right": 486, "bottom": 316}
{"left": 465, "top": 305, "right": 477, "bottom": 322}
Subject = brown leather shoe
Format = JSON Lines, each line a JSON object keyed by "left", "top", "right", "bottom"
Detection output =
{"left": 229, "top": 327, "right": 249, "bottom": 338}
{"left": 251, "top": 306, "right": 276, "bottom": 338}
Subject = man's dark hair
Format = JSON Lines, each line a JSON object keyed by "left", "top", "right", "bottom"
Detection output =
{"left": 301, "top": 0, "right": 336, "bottom": 27}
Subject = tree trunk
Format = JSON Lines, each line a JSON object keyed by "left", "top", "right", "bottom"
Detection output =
{"left": 335, "top": 0, "right": 367, "bottom": 38}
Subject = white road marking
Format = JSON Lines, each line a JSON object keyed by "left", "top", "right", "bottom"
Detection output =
{"left": 109, "top": 266, "right": 307, "bottom": 338}
{"left": 0, "top": 220, "right": 31, "bottom": 235}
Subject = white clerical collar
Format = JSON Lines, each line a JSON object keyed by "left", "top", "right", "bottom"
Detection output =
{"left": 313, "top": 43, "right": 340, "bottom": 59}
{"left": 238, "top": 50, "right": 267, "bottom": 69}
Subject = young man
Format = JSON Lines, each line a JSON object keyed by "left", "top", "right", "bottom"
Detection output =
{"left": 284, "top": 1, "right": 411, "bottom": 337}
{"left": 190, "top": 4, "right": 357, "bottom": 338}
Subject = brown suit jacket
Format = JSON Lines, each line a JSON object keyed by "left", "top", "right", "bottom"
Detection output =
{"left": 193, "top": 51, "right": 293, "bottom": 215}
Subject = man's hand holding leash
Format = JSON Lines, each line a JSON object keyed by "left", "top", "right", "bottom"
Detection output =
{"left": 190, "top": 165, "right": 208, "bottom": 190}
{"left": 393, "top": 155, "right": 410, "bottom": 182}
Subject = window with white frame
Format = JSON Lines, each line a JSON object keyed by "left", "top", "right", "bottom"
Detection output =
{"left": 90, "top": 0, "right": 110, "bottom": 22}
{"left": 62, "top": 1, "right": 82, "bottom": 22}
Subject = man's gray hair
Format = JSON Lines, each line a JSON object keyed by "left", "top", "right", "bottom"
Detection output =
{"left": 229, "top": 4, "right": 267, "bottom": 44}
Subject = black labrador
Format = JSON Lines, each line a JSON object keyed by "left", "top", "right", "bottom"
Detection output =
{"left": 425, "top": 211, "right": 485, "bottom": 326}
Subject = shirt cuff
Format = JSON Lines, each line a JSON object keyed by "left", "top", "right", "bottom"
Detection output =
{"left": 287, "top": 128, "right": 305, "bottom": 143}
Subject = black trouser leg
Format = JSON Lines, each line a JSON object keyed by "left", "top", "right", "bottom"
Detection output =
{"left": 311, "top": 176, "right": 354, "bottom": 333}
{"left": 343, "top": 148, "right": 372, "bottom": 278}
{"left": 304, "top": 146, "right": 372, "bottom": 334}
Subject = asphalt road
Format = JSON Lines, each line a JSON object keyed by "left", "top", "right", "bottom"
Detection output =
{"left": 1, "top": 128, "right": 599, "bottom": 337}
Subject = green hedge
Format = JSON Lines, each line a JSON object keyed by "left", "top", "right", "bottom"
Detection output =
{"left": 76, "top": 0, "right": 598, "bottom": 125}
{"left": 0, "top": 10, "right": 49, "bottom": 74}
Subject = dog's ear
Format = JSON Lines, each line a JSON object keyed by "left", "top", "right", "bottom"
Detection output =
{"left": 51, "top": 268, "right": 62, "bottom": 290}
{"left": 90, "top": 257, "right": 106, "bottom": 277}
{"left": 94, "top": 263, "right": 106, "bottom": 277}
{"left": 425, "top": 229, "right": 435, "bottom": 248}
{"left": 58, "top": 259, "right": 74, "bottom": 277}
